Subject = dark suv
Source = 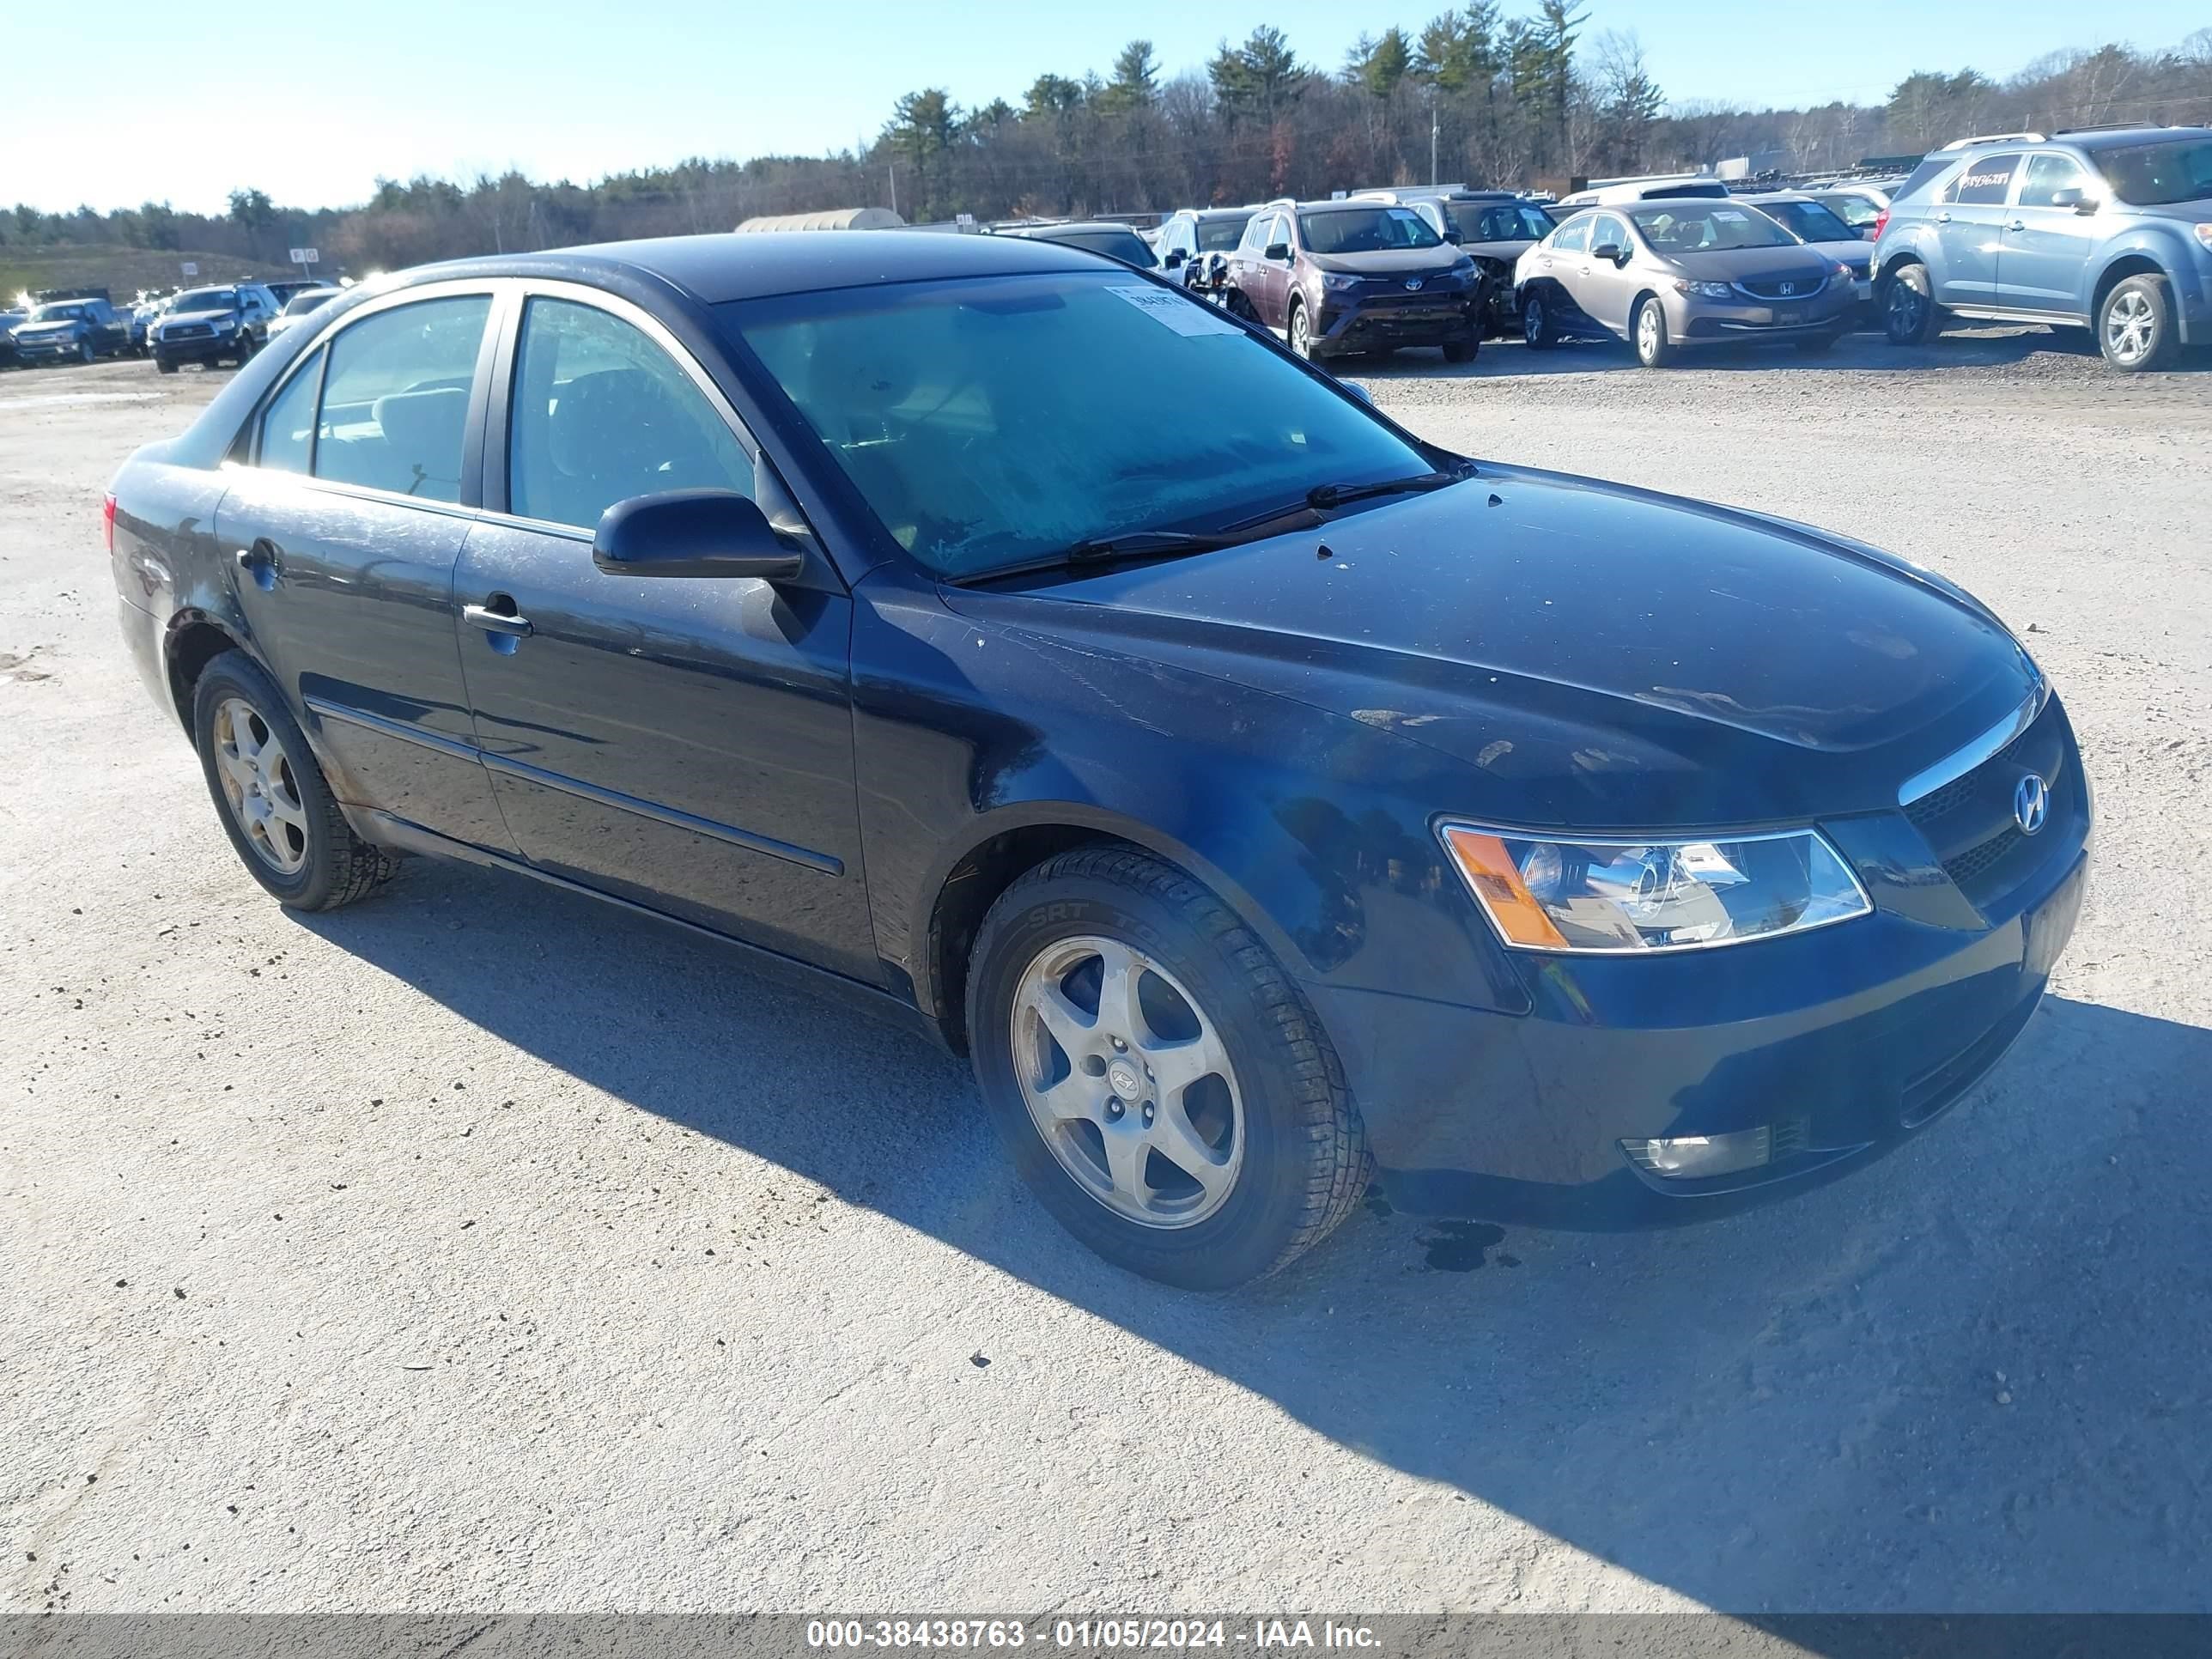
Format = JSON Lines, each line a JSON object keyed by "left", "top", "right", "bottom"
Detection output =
{"left": 1226, "top": 198, "right": 1483, "bottom": 362}
{"left": 1873, "top": 125, "right": 2212, "bottom": 370}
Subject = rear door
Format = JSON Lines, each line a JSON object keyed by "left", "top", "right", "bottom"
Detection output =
{"left": 1998, "top": 151, "right": 2100, "bottom": 314}
{"left": 1239, "top": 212, "right": 1292, "bottom": 327}
{"left": 453, "top": 285, "right": 875, "bottom": 976}
{"left": 213, "top": 283, "right": 514, "bottom": 852}
{"left": 1931, "top": 151, "right": 2020, "bottom": 306}
{"left": 1535, "top": 214, "right": 1596, "bottom": 324}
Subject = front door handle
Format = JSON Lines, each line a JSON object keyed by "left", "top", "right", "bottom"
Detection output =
{"left": 463, "top": 599, "right": 532, "bottom": 639}
{"left": 1935, "top": 210, "right": 1952, "bottom": 224}
{"left": 2006, "top": 218, "right": 2026, "bottom": 232}
{"left": 234, "top": 539, "right": 280, "bottom": 589}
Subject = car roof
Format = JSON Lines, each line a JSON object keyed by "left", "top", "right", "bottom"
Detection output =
{"left": 1000, "top": 222, "right": 1144, "bottom": 235}
{"left": 394, "top": 230, "right": 1099, "bottom": 305}
{"left": 2064, "top": 124, "right": 2212, "bottom": 150}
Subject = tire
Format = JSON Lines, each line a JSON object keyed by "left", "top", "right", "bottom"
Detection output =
{"left": 1632, "top": 296, "right": 1674, "bottom": 368}
{"left": 1287, "top": 299, "right": 1315, "bottom": 360}
{"left": 1522, "top": 287, "right": 1556, "bottom": 349}
{"left": 155, "top": 356, "right": 179, "bottom": 374}
{"left": 1442, "top": 330, "right": 1480, "bottom": 364}
{"left": 966, "top": 845, "right": 1370, "bottom": 1289}
{"left": 2098, "top": 273, "right": 2178, "bottom": 373}
{"left": 77, "top": 339, "right": 94, "bottom": 365}
{"left": 191, "top": 651, "right": 396, "bottom": 911}
{"left": 1882, "top": 262, "right": 1936, "bottom": 346}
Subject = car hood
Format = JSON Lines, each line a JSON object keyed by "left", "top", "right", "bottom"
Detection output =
{"left": 1309, "top": 246, "right": 1468, "bottom": 276}
{"left": 165, "top": 307, "right": 239, "bottom": 325}
{"left": 1661, "top": 244, "right": 1838, "bottom": 283}
{"left": 943, "top": 466, "right": 2039, "bottom": 829}
{"left": 1802, "top": 237, "right": 1871, "bottom": 269}
{"left": 2124, "top": 197, "right": 2212, "bottom": 222}
{"left": 15, "top": 319, "right": 85, "bottom": 336}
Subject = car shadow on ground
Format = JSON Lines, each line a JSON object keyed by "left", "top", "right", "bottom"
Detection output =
{"left": 299, "top": 860, "right": 2212, "bottom": 1618}
{"left": 1358, "top": 325, "right": 2208, "bottom": 380}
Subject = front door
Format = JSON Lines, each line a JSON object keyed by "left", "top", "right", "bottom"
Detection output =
{"left": 1577, "top": 212, "right": 1638, "bottom": 335}
{"left": 453, "top": 290, "right": 876, "bottom": 978}
{"left": 215, "top": 288, "right": 513, "bottom": 853}
{"left": 1999, "top": 152, "right": 2101, "bottom": 314}
{"left": 1932, "top": 151, "right": 2021, "bottom": 307}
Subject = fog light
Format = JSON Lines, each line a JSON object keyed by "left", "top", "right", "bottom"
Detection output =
{"left": 1623, "top": 1126, "right": 1772, "bottom": 1179}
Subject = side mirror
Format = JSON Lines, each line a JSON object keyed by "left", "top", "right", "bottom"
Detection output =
{"left": 1590, "top": 242, "right": 1625, "bottom": 264}
{"left": 592, "top": 489, "right": 805, "bottom": 581}
{"left": 1164, "top": 247, "right": 1186, "bottom": 267}
{"left": 2050, "top": 187, "right": 2098, "bottom": 214}
{"left": 1264, "top": 241, "right": 1291, "bottom": 262}
{"left": 1444, "top": 228, "right": 1464, "bottom": 245}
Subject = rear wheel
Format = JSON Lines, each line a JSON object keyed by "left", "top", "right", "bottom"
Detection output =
{"left": 191, "top": 652, "right": 395, "bottom": 910}
{"left": 1442, "top": 330, "right": 1480, "bottom": 364}
{"left": 155, "top": 356, "right": 179, "bottom": 374}
{"left": 2098, "top": 274, "right": 2177, "bottom": 372}
{"left": 1632, "top": 296, "right": 1675, "bottom": 368}
{"left": 1882, "top": 262, "right": 1936, "bottom": 345}
{"left": 1522, "top": 288, "right": 1556, "bottom": 349}
{"left": 967, "top": 845, "right": 1369, "bottom": 1289}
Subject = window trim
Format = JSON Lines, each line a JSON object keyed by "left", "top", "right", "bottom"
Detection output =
{"left": 239, "top": 277, "right": 505, "bottom": 517}
{"left": 479, "top": 279, "right": 765, "bottom": 540}
{"left": 2014, "top": 149, "right": 2091, "bottom": 211}
{"left": 1942, "top": 151, "right": 2022, "bottom": 208}
{"left": 253, "top": 339, "right": 329, "bottom": 475}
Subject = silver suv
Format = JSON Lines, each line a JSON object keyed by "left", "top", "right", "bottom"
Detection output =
{"left": 1513, "top": 197, "right": 1853, "bottom": 367}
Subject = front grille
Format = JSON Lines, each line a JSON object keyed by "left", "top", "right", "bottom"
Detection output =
{"left": 1734, "top": 272, "right": 1829, "bottom": 301}
{"left": 1904, "top": 697, "right": 2068, "bottom": 910}
{"left": 171, "top": 325, "right": 213, "bottom": 339}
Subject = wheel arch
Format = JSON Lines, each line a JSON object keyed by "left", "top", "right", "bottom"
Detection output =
{"left": 2090, "top": 252, "right": 2172, "bottom": 319}
{"left": 162, "top": 609, "right": 248, "bottom": 731}
{"left": 913, "top": 802, "right": 1313, "bottom": 1056}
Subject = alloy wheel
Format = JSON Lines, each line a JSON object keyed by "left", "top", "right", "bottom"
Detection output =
{"left": 1637, "top": 304, "right": 1660, "bottom": 360}
{"left": 1010, "top": 933, "right": 1244, "bottom": 1229}
{"left": 2104, "top": 289, "right": 2154, "bottom": 366}
{"left": 211, "top": 696, "right": 310, "bottom": 874}
{"left": 1290, "top": 306, "right": 1312, "bottom": 358}
{"left": 1887, "top": 275, "right": 1924, "bottom": 337}
{"left": 1523, "top": 295, "right": 1543, "bottom": 344}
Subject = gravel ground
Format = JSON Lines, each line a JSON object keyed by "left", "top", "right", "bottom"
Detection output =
{"left": 3, "top": 333, "right": 2209, "bottom": 1616}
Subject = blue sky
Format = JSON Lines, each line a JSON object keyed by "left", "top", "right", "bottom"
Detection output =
{"left": 9, "top": 0, "right": 2206, "bottom": 214}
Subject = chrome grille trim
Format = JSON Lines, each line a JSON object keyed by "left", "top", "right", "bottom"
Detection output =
{"left": 1897, "top": 680, "right": 2049, "bottom": 806}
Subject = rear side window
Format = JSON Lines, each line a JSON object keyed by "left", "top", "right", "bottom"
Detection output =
{"left": 1942, "top": 153, "right": 2021, "bottom": 206}
{"left": 1892, "top": 157, "right": 1959, "bottom": 204}
{"left": 507, "top": 298, "right": 751, "bottom": 532}
{"left": 313, "top": 295, "right": 490, "bottom": 503}
{"left": 259, "top": 346, "right": 323, "bottom": 475}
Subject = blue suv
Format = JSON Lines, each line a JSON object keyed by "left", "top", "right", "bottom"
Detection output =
{"left": 1873, "top": 125, "right": 2212, "bottom": 370}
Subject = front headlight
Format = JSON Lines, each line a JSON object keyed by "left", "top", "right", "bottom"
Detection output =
{"left": 1672, "top": 279, "right": 1735, "bottom": 301}
{"left": 1321, "top": 271, "right": 1363, "bottom": 293}
{"left": 2194, "top": 223, "right": 2212, "bottom": 252}
{"left": 1437, "top": 823, "right": 1870, "bottom": 953}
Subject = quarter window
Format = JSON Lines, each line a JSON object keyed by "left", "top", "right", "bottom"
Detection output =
{"left": 507, "top": 297, "right": 751, "bottom": 532}
{"left": 1943, "top": 153, "right": 2021, "bottom": 206}
{"left": 1552, "top": 216, "right": 1592, "bottom": 254}
{"left": 2016, "top": 153, "right": 2089, "bottom": 209}
{"left": 259, "top": 346, "right": 323, "bottom": 475}
{"left": 312, "top": 295, "right": 491, "bottom": 503}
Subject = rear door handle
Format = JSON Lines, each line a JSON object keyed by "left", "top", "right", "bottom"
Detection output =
{"left": 234, "top": 539, "right": 280, "bottom": 587}
{"left": 1935, "top": 211, "right": 1952, "bottom": 224}
{"left": 2006, "top": 219, "right": 2026, "bottom": 232}
{"left": 463, "top": 599, "right": 532, "bottom": 639}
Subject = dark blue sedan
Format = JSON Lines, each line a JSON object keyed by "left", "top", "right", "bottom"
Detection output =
{"left": 104, "top": 231, "right": 2090, "bottom": 1288}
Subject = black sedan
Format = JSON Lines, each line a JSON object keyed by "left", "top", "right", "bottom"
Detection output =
{"left": 105, "top": 232, "right": 2090, "bottom": 1288}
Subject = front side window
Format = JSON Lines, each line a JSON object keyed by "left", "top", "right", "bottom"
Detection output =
{"left": 259, "top": 346, "right": 323, "bottom": 475}
{"left": 2092, "top": 138, "right": 2212, "bottom": 206}
{"left": 1942, "top": 153, "right": 2021, "bottom": 206}
{"left": 509, "top": 297, "right": 751, "bottom": 531}
{"left": 313, "top": 294, "right": 490, "bottom": 503}
{"left": 1588, "top": 214, "right": 1631, "bottom": 252}
{"left": 1630, "top": 204, "right": 1796, "bottom": 252}
{"left": 1763, "top": 200, "right": 1855, "bottom": 242}
{"left": 728, "top": 270, "right": 1428, "bottom": 580}
{"left": 173, "top": 288, "right": 239, "bottom": 313}
{"left": 1297, "top": 206, "right": 1443, "bottom": 255}
{"left": 2015, "top": 154, "right": 2090, "bottom": 209}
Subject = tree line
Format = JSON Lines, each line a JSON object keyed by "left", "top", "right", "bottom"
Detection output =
{"left": 6, "top": 15, "right": 2209, "bottom": 282}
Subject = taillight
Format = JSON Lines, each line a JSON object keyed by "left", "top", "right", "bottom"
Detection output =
{"left": 1871, "top": 208, "right": 1890, "bottom": 240}
{"left": 102, "top": 491, "right": 117, "bottom": 555}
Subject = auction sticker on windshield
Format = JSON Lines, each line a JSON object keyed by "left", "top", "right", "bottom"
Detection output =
{"left": 1107, "top": 285, "right": 1243, "bottom": 336}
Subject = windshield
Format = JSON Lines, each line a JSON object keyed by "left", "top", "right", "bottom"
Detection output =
{"left": 2095, "top": 137, "right": 2212, "bottom": 206}
{"left": 1448, "top": 202, "right": 1554, "bottom": 243}
{"left": 727, "top": 271, "right": 1427, "bottom": 580}
{"left": 1196, "top": 216, "right": 1254, "bottom": 252}
{"left": 283, "top": 289, "right": 339, "bottom": 315}
{"left": 1760, "top": 200, "right": 1856, "bottom": 243}
{"left": 1631, "top": 204, "right": 1796, "bottom": 252}
{"left": 1040, "top": 228, "right": 1157, "bottom": 267}
{"left": 28, "top": 304, "right": 88, "bottom": 323}
{"left": 1814, "top": 191, "right": 1882, "bottom": 229}
{"left": 1297, "top": 207, "right": 1443, "bottom": 254}
{"left": 173, "top": 288, "right": 240, "bottom": 312}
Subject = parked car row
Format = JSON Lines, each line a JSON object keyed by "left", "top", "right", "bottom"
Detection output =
{"left": 3, "top": 277, "right": 345, "bottom": 374}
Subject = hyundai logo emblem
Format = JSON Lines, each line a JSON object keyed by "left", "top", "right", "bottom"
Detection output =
{"left": 1404, "top": 278, "right": 1424, "bottom": 291}
{"left": 1778, "top": 282, "right": 1796, "bottom": 296}
{"left": 2014, "top": 774, "right": 2049, "bottom": 836}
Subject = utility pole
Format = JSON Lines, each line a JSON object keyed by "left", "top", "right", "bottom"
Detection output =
{"left": 1430, "top": 92, "right": 1440, "bottom": 185}
{"left": 888, "top": 162, "right": 898, "bottom": 216}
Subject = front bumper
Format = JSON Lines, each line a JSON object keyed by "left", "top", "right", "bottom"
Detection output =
{"left": 13, "top": 336, "right": 87, "bottom": 362}
{"left": 155, "top": 331, "right": 247, "bottom": 363}
{"left": 1312, "top": 291, "right": 1480, "bottom": 356}
{"left": 1304, "top": 759, "right": 2092, "bottom": 1227}
{"left": 1669, "top": 285, "right": 1853, "bottom": 343}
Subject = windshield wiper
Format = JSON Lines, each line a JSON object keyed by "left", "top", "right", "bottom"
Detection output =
{"left": 951, "top": 504, "right": 1325, "bottom": 586}
{"left": 1304, "top": 468, "right": 1468, "bottom": 510}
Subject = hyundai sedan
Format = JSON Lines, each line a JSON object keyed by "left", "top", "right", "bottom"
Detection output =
{"left": 106, "top": 232, "right": 2090, "bottom": 1288}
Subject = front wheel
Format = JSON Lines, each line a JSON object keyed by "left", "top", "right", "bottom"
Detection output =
{"left": 967, "top": 846, "right": 1370, "bottom": 1289}
{"left": 155, "top": 356, "right": 179, "bottom": 374}
{"left": 191, "top": 652, "right": 396, "bottom": 910}
{"left": 1522, "top": 288, "right": 1556, "bottom": 349}
{"left": 1632, "top": 296, "right": 1675, "bottom": 368}
{"left": 77, "top": 339, "right": 95, "bottom": 365}
{"left": 1882, "top": 263, "right": 1937, "bottom": 345}
{"left": 2099, "top": 274, "right": 2178, "bottom": 372}
{"left": 1442, "top": 330, "right": 1480, "bottom": 364}
{"left": 1287, "top": 300, "right": 1315, "bottom": 360}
